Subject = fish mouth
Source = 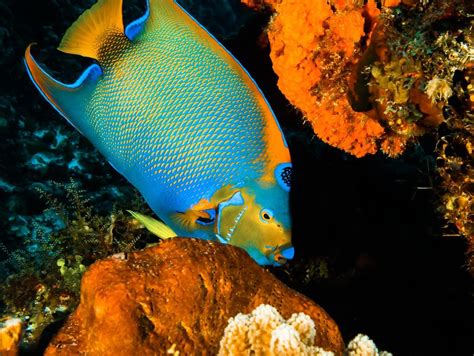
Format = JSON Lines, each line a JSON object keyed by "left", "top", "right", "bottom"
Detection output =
{"left": 268, "top": 244, "right": 294, "bottom": 266}
{"left": 215, "top": 191, "right": 245, "bottom": 244}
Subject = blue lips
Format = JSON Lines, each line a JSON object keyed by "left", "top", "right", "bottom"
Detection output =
{"left": 280, "top": 246, "right": 295, "bottom": 260}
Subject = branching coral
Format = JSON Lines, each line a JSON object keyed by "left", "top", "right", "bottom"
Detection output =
{"left": 435, "top": 124, "right": 473, "bottom": 273}
{"left": 366, "top": 2, "right": 472, "bottom": 155}
{"left": 218, "top": 304, "right": 391, "bottom": 355}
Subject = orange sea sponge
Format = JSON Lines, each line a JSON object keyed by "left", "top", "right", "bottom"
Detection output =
{"left": 243, "top": 0, "right": 397, "bottom": 157}
{"left": 266, "top": 0, "right": 330, "bottom": 109}
{"left": 45, "top": 239, "right": 344, "bottom": 354}
{"left": 309, "top": 102, "right": 385, "bottom": 158}
{"left": 267, "top": 0, "right": 393, "bottom": 157}
{"left": 0, "top": 318, "right": 22, "bottom": 356}
{"left": 242, "top": 0, "right": 456, "bottom": 157}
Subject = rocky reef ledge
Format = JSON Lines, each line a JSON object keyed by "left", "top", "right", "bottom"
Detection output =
{"left": 44, "top": 238, "right": 344, "bottom": 355}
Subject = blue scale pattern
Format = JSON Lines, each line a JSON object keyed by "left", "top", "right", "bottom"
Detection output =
{"left": 86, "top": 12, "right": 269, "bottom": 212}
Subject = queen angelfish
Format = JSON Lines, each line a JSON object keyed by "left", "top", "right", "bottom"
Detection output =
{"left": 24, "top": 0, "right": 294, "bottom": 266}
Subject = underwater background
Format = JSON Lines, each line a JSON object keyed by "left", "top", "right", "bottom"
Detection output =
{"left": 0, "top": 0, "right": 472, "bottom": 354}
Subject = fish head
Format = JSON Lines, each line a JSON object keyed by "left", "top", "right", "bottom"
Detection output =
{"left": 215, "top": 164, "right": 293, "bottom": 266}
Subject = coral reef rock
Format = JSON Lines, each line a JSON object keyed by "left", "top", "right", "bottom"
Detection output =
{"left": 0, "top": 318, "right": 22, "bottom": 356}
{"left": 45, "top": 238, "right": 344, "bottom": 355}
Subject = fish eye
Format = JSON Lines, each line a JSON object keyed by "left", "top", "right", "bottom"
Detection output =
{"left": 260, "top": 208, "right": 274, "bottom": 222}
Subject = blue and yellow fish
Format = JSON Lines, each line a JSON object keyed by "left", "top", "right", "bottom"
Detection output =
{"left": 24, "top": 0, "right": 293, "bottom": 265}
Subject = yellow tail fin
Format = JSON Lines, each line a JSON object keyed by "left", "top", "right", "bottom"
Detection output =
{"left": 127, "top": 210, "right": 177, "bottom": 240}
{"left": 58, "top": 0, "right": 124, "bottom": 60}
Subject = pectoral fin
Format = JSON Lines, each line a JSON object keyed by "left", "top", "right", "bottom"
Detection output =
{"left": 127, "top": 210, "right": 177, "bottom": 239}
{"left": 172, "top": 210, "right": 216, "bottom": 231}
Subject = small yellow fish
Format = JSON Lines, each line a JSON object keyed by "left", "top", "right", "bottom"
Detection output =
{"left": 25, "top": 0, "right": 293, "bottom": 265}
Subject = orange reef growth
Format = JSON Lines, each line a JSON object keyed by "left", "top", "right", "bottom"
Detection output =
{"left": 0, "top": 318, "right": 22, "bottom": 356}
{"left": 436, "top": 130, "right": 474, "bottom": 274}
{"left": 242, "top": 0, "right": 472, "bottom": 157}
{"left": 434, "top": 63, "right": 474, "bottom": 274}
{"left": 45, "top": 238, "right": 344, "bottom": 355}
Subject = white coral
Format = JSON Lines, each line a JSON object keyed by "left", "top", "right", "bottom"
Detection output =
{"left": 218, "top": 313, "right": 251, "bottom": 355}
{"left": 219, "top": 304, "right": 334, "bottom": 356}
{"left": 247, "top": 304, "right": 284, "bottom": 354}
{"left": 269, "top": 324, "right": 306, "bottom": 355}
{"left": 219, "top": 304, "right": 315, "bottom": 356}
{"left": 218, "top": 305, "right": 391, "bottom": 356}
{"left": 287, "top": 312, "right": 316, "bottom": 346}
{"left": 347, "top": 334, "right": 393, "bottom": 356}
{"left": 425, "top": 76, "right": 453, "bottom": 102}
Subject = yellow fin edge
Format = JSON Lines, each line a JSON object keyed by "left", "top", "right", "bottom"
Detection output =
{"left": 127, "top": 210, "right": 177, "bottom": 240}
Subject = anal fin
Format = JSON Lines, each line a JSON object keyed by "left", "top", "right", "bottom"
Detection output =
{"left": 172, "top": 199, "right": 217, "bottom": 230}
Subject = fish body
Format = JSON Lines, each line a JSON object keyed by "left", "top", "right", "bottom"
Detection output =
{"left": 25, "top": 0, "right": 293, "bottom": 265}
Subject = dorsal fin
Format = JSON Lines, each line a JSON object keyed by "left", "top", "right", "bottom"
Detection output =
{"left": 125, "top": 1, "right": 150, "bottom": 40}
{"left": 145, "top": 0, "right": 186, "bottom": 30}
{"left": 24, "top": 44, "right": 102, "bottom": 138}
{"left": 58, "top": 0, "right": 125, "bottom": 60}
{"left": 125, "top": 0, "right": 207, "bottom": 39}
